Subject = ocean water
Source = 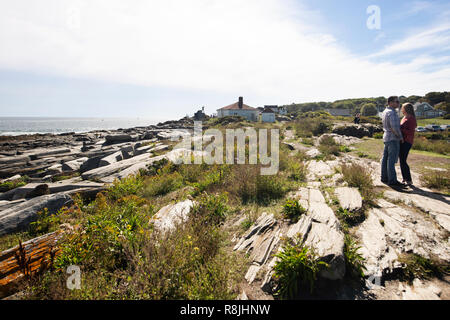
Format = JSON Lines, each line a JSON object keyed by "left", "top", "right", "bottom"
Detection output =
{"left": 0, "top": 117, "right": 162, "bottom": 136}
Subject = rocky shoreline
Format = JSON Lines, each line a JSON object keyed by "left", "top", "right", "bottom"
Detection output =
{"left": 0, "top": 117, "right": 197, "bottom": 236}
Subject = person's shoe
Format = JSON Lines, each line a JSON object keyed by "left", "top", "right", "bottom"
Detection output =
{"left": 381, "top": 179, "right": 388, "bottom": 184}
{"left": 388, "top": 181, "right": 406, "bottom": 188}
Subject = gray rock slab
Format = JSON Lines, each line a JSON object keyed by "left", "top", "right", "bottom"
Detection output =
{"left": 62, "top": 157, "right": 88, "bottom": 172}
{"left": 105, "top": 134, "right": 132, "bottom": 143}
{"left": 0, "top": 155, "right": 31, "bottom": 166}
{"left": 0, "top": 180, "right": 104, "bottom": 201}
{"left": 334, "top": 187, "right": 362, "bottom": 211}
{"left": 81, "top": 152, "right": 154, "bottom": 180}
{"left": 304, "top": 222, "right": 346, "bottom": 280}
{"left": 27, "top": 148, "right": 72, "bottom": 160}
{"left": 356, "top": 208, "right": 400, "bottom": 278}
{"left": 101, "top": 155, "right": 167, "bottom": 183}
{"left": 98, "top": 151, "right": 123, "bottom": 167}
{"left": 0, "top": 193, "right": 73, "bottom": 236}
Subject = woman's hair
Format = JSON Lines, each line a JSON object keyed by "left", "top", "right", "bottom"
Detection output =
{"left": 402, "top": 103, "right": 416, "bottom": 118}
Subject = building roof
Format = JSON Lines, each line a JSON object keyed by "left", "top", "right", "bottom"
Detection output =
{"left": 262, "top": 107, "right": 275, "bottom": 113}
{"left": 218, "top": 102, "right": 257, "bottom": 111}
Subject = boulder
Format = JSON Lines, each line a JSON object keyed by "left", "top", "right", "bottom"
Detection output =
{"left": 25, "top": 184, "right": 50, "bottom": 198}
{"left": 98, "top": 151, "right": 123, "bottom": 167}
{"left": 332, "top": 124, "right": 382, "bottom": 138}
{"left": 0, "top": 193, "right": 73, "bottom": 236}
{"left": 62, "top": 157, "right": 88, "bottom": 172}
{"left": 105, "top": 134, "right": 132, "bottom": 144}
{"left": 150, "top": 200, "right": 194, "bottom": 233}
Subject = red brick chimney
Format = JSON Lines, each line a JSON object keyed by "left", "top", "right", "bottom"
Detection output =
{"left": 238, "top": 97, "right": 243, "bottom": 109}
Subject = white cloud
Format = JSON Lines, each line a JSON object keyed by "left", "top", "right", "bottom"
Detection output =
{"left": 0, "top": 0, "right": 449, "bottom": 106}
{"left": 370, "top": 22, "right": 450, "bottom": 58}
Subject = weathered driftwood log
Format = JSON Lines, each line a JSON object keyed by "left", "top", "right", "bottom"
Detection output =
{"left": 0, "top": 231, "right": 63, "bottom": 298}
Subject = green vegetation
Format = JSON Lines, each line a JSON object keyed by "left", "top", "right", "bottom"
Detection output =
{"left": 273, "top": 235, "right": 328, "bottom": 299}
{"left": 340, "top": 162, "right": 375, "bottom": 203}
{"left": 398, "top": 253, "right": 449, "bottom": 282}
{"left": 0, "top": 176, "right": 29, "bottom": 192}
{"left": 360, "top": 103, "right": 378, "bottom": 116}
{"left": 293, "top": 115, "right": 331, "bottom": 138}
{"left": 416, "top": 117, "right": 450, "bottom": 127}
{"left": 343, "top": 235, "right": 366, "bottom": 279}
{"left": 420, "top": 169, "right": 450, "bottom": 194}
{"left": 413, "top": 135, "right": 449, "bottom": 156}
{"left": 282, "top": 199, "right": 306, "bottom": 222}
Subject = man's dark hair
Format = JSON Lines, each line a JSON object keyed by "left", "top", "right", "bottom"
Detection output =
{"left": 387, "top": 96, "right": 398, "bottom": 104}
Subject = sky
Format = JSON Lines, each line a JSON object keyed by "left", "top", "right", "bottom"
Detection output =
{"left": 0, "top": 0, "right": 449, "bottom": 120}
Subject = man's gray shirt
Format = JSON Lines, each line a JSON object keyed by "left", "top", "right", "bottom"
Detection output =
{"left": 382, "top": 107, "right": 403, "bottom": 142}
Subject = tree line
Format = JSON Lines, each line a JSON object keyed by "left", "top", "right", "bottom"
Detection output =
{"left": 284, "top": 91, "right": 450, "bottom": 117}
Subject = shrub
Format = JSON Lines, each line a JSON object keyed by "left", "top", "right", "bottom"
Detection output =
{"left": 108, "top": 175, "right": 145, "bottom": 200}
{"left": 143, "top": 171, "right": 183, "bottom": 197}
{"left": 341, "top": 163, "right": 374, "bottom": 201}
{"left": 282, "top": 199, "right": 306, "bottom": 222}
{"left": 228, "top": 165, "right": 288, "bottom": 205}
{"left": 273, "top": 235, "right": 328, "bottom": 299}
{"left": 294, "top": 117, "right": 331, "bottom": 138}
{"left": 318, "top": 135, "right": 340, "bottom": 158}
{"left": 191, "top": 192, "right": 229, "bottom": 225}
{"left": 421, "top": 169, "right": 450, "bottom": 193}
{"left": 288, "top": 161, "right": 307, "bottom": 182}
{"left": 413, "top": 136, "right": 450, "bottom": 155}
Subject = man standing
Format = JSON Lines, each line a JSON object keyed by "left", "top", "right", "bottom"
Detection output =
{"left": 381, "top": 96, "right": 405, "bottom": 187}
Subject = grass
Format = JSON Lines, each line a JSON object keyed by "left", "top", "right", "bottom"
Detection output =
{"left": 272, "top": 235, "right": 328, "bottom": 299}
{"left": 420, "top": 169, "right": 450, "bottom": 194}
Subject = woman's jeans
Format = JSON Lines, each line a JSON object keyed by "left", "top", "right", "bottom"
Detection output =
{"left": 399, "top": 141, "right": 412, "bottom": 182}
{"left": 381, "top": 140, "right": 400, "bottom": 184}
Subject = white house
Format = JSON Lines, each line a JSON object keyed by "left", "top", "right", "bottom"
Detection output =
{"left": 261, "top": 107, "right": 275, "bottom": 123}
{"left": 216, "top": 97, "right": 259, "bottom": 121}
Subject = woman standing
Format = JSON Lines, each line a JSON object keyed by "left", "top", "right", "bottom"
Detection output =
{"left": 399, "top": 103, "right": 417, "bottom": 185}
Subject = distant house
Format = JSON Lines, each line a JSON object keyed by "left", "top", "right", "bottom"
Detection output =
{"left": 261, "top": 107, "right": 275, "bottom": 123}
{"left": 324, "top": 109, "right": 351, "bottom": 117}
{"left": 216, "top": 97, "right": 259, "bottom": 121}
{"left": 413, "top": 102, "right": 445, "bottom": 118}
{"left": 264, "top": 105, "right": 287, "bottom": 115}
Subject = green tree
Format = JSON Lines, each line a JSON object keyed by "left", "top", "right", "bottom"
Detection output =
{"left": 360, "top": 103, "right": 378, "bottom": 116}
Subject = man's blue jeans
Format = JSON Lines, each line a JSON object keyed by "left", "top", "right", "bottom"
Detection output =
{"left": 381, "top": 140, "right": 400, "bottom": 184}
